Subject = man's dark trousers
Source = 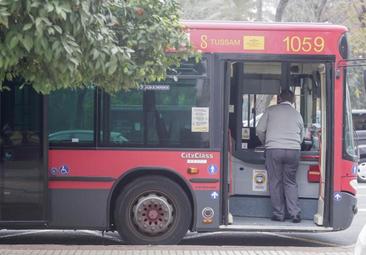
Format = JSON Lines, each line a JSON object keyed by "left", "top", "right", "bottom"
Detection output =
{"left": 265, "top": 149, "right": 301, "bottom": 219}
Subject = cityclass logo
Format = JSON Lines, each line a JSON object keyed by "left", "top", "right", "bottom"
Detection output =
{"left": 181, "top": 152, "right": 214, "bottom": 159}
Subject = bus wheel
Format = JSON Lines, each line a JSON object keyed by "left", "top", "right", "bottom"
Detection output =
{"left": 114, "top": 176, "right": 192, "bottom": 245}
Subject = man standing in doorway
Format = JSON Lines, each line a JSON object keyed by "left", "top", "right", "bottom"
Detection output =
{"left": 256, "top": 89, "right": 304, "bottom": 223}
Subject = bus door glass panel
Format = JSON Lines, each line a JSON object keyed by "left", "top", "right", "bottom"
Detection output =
{"left": 289, "top": 63, "right": 324, "bottom": 203}
{"left": 242, "top": 94, "right": 278, "bottom": 150}
{"left": 0, "top": 80, "right": 45, "bottom": 221}
{"left": 231, "top": 62, "right": 281, "bottom": 196}
{"left": 236, "top": 62, "right": 281, "bottom": 159}
{"left": 290, "top": 63, "right": 323, "bottom": 154}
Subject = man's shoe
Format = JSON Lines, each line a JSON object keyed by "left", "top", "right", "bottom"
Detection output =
{"left": 292, "top": 214, "right": 301, "bottom": 223}
{"left": 271, "top": 215, "right": 285, "bottom": 222}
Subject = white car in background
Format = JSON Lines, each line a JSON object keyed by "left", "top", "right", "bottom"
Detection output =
{"left": 49, "top": 130, "right": 128, "bottom": 144}
{"left": 353, "top": 110, "right": 366, "bottom": 183}
{"left": 358, "top": 160, "right": 366, "bottom": 183}
{"left": 243, "top": 113, "right": 263, "bottom": 127}
{"left": 355, "top": 224, "right": 366, "bottom": 255}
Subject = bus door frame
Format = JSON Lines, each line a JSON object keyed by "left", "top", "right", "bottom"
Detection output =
{"left": 221, "top": 58, "right": 232, "bottom": 225}
{"left": 43, "top": 95, "right": 49, "bottom": 224}
{"left": 219, "top": 53, "right": 335, "bottom": 227}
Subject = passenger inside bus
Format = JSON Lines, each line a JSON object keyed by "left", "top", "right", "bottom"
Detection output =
{"left": 256, "top": 89, "right": 304, "bottom": 223}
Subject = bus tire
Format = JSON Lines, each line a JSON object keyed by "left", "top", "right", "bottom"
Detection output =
{"left": 114, "top": 175, "right": 192, "bottom": 245}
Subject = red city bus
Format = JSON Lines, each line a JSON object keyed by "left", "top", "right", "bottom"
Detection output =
{"left": 0, "top": 21, "right": 358, "bottom": 244}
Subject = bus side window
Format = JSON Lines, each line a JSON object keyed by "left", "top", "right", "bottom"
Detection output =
{"left": 107, "top": 89, "right": 144, "bottom": 146}
{"left": 48, "top": 88, "right": 95, "bottom": 145}
{"left": 152, "top": 78, "right": 210, "bottom": 148}
{"left": 102, "top": 76, "right": 210, "bottom": 148}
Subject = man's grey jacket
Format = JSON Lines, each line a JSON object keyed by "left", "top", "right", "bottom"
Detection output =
{"left": 256, "top": 101, "right": 304, "bottom": 150}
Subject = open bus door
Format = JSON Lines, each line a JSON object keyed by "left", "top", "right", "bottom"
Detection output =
{"left": 0, "top": 80, "right": 47, "bottom": 224}
{"left": 223, "top": 59, "right": 331, "bottom": 230}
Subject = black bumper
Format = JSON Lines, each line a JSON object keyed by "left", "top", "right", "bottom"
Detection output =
{"left": 331, "top": 192, "right": 357, "bottom": 230}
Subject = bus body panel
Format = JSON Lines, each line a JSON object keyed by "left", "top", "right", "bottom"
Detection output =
{"left": 48, "top": 188, "right": 109, "bottom": 229}
{"left": 332, "top": 191, "right": 357, "bottom": 230}
{"left": 48, "top": 150, "right": 221, "bottom": 230}
{"left": 185, "top": 22, "right": 346, "bottom": 56}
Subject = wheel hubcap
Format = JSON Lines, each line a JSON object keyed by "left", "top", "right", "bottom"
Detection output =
{"left": 133, "top": 193, "right": 173, "bottom": 235}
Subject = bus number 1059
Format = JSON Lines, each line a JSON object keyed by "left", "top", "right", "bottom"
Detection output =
{"left": 283, "top": 36, "right": 325, "bottom": 53}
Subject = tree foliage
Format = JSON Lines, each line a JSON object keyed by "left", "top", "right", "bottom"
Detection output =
{"left": 0, "top": 0, "right": 192, "bottom": 93}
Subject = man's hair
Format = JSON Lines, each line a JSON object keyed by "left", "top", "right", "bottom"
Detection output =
{"left": 279, "top": 89, "right": 294, "bottom": 103}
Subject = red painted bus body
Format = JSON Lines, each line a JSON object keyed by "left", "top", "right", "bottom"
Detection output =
{"left": 0, "top": 21, "right": 358, "bottom": 244}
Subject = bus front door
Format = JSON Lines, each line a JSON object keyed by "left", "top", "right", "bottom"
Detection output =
{"left": 0, "top": 81, "right": 47, "bottom": 223}
{"left": 227, "top": 61, "right": 326, "bottom": 226}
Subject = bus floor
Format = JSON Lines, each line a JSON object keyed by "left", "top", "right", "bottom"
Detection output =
{"left": 219, "top": 216, "right": 331, "bottom": 232}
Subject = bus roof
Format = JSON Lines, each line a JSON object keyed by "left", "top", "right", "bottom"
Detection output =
{"left": 183, "top": 20, "right": 347, "bottom": 55}
{"left": 183, "top": 20, "right": 348, "bottom": 32}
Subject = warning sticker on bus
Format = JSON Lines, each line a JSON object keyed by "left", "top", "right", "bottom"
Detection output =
{"left": 252, "top": 169, "right": 268, "bottom": 192}
{"left": 192, "top": 107, "right": 209, "bottom": 132}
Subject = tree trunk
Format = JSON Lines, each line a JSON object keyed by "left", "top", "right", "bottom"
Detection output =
{"left": 256, "top": 0, "right": 263, "bottom": 21}
{"left": 355, "top": 0, "right": 366, "bottom": 28}
{"left": 315, "top": 0, "right": 328, "bottom": 22}
{"left": 275, "top": 0, "right": 290, "bottom": 21}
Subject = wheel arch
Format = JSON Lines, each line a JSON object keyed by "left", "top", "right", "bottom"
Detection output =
{"left": 107, "top": 167, "right": 197, "bottom": 231}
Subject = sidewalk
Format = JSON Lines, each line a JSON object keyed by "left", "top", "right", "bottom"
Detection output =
{"left": 0, "top": 245, "right": 354, "bottom": 255}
